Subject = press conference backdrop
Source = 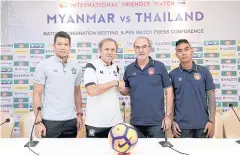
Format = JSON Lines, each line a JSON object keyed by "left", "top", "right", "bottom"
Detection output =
{"left": 1, "top": 1, "right": 240, "bottom": 137}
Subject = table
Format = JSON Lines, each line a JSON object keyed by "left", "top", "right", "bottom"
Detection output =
{"left": 0, "top": 138, "right": 239, "bottom": 155}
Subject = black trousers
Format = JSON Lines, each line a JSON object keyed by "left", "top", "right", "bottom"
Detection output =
{"left": 85, "top": 125, "right": 112, "bottom": 138}
{"left": 42, "top": 118, "right": 77, "bottom": 138}
{"left": 180, "top": 129, "right": 207, "bottom": 138}
{"left": 132, "top": 125, "right": 165, "bottom": 138}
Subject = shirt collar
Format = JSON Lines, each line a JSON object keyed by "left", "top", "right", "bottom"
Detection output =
{"left": 134, "top": 56, "right": 155, "bottom": 67}
{"left": 179, "top": 61, "right": 198, "bottom": 72}
{"left": 98, "top": 57, "right": 113, "bottom": 66}
{"left": 54, "top": 55, "right": 68, "bottom": 63}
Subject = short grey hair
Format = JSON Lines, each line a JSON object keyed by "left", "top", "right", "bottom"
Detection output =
{"left": 133, "top": 37, "right": 152, "bottom": 47}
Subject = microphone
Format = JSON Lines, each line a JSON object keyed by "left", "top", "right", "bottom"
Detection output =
{"left": 122, "top": 102, "right": 126, "bottom": 123}
{"left": 159, "top": 114, "right": 190, "bottom": 155}
{"left": 159, "top": 113, "right": 173, "bottom": 147}
{"left": 228, "top": 103, "right": 240, "bottom": 122}
{"left": 24, "top": 107, "right": 42, "bottom": 147}
{"left": 1, "top": 118, "right": 10, "bottom": 125}
{"left": 228, "top": 103, "right": 240, "bottom": 144}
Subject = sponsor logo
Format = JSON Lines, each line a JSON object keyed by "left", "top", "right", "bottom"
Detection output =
{"left": 13, "top": 73, "right": 30, "bottom": 78}
{"left": 221, "top": 59, "right": 236, "bottom": 64}
{"left": 1, "top": 67, "right": 13, "bottom": 72}
{"left": 1, "top": 61, "right": 13, "bottom": 66}
{"left": 221, "top": 71, "right": 237, "bottom": 76}
{"left": 204, "top": 40, "right": 219, "bottom": 46}
{"left": 14, "top": 50, "right": 29, "bottom": 54}
{"left": 220, "top": 52, "right": 237, "bottom": 58}
{"left": 156, "top": 53, "right": 171, "bottom": 58}
{"left": 210, "top": 71, "right": 220, "bottom": 77}
{"left": 0, "top": 104, "right": 13, "bottom": 108}
{"left": 221, "top": 83, "right": 238, "bottom": 89}
{"left": 1, "top": 43, "right": 13, "bottom": 48}
{"left": 220, "top": 40, "right": 236, "bottom": 45}
{"left": 1, "top": 55, "right": 13, "bottom": 60}
{"left": 14, "top": 92, "right": 29, "bottom": 97}
{"left": 222, "top": 96, "right": 238, "bottom": 101}
{"left": 30, "top": 43, "right": 44, "bottom": 48}
{"left": 14, "top": 43, "right": 29, "bottom": 48}
{"left": 220, "top": 64, "right": 237, "bottom": 70}
{"left": 1, "top": 73, "right": 13, "bottom": 78}
{"left": 0, "top": 85, "right": 13, "bottom": 91}
{"left": 13, "top": 109, "right": 29, "bottom": 114}
{"left": 220, "top": 46, "right": 237, "bottom": 51}
{"left": 14, "top": 67, "right": 29, "bottom": 73}
{"left": 1, "top": 79, "right": 13, "bottom": 84}
{"left": 77, "top": 42, "right": 92, "bottom": 48}
{"left": 13, "top": 85, "right": 29, "bottom": 90}
{"left": 203, "top": 47, "right": 219, "bottom": 52}
{"left": 124, "top": 54, "right": 136, "bottom": 59}
{"left": 221, "top": 77, "right": 238, "bottom": 82}
{"left": 45, "top": 49, "right": 55, "bottom": 53}
{"left": 77, "top": 54, "right": 92, "bottom": 60}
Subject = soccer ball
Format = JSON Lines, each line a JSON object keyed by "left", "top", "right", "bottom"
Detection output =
{"left": 108, "top": 123, "right": 138, "bottom": 154}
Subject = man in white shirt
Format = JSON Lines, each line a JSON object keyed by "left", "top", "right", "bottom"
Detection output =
{"left": 33, "top": 31, "right": 83, "bottom": 138}
{"left": 84, "top": 38, "right": 124, "bottom": 138}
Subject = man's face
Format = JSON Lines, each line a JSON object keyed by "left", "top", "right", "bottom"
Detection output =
{"left": 175, "top": 43, "right": 193, "bottom": 63}
{"left": 53, "top": 37, "right": 70, "bottom": 59}
{"left": 134, "top": 38, "right": 151, "bottom": 61}
{"left": 100, "top": 41, "right": 117, "bottom": 64}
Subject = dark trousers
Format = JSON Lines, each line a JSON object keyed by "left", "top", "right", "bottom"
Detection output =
{"left": 85, "top": 125, "right": 112, "bottom": 138}
{"left": 180, "top": 129, "right": 207, "bottom": 138}
{"left": 42, "top": 118, "right": 77, "bottom": 138}
{"left": 132, "top": 125, "right": 165, "bottom": 138}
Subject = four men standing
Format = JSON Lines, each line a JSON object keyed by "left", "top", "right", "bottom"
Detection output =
{"left": 33, "top": 31, "right": 216, "bottom": 138}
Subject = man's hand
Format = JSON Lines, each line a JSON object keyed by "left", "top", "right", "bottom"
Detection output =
{"left": 34, "top": 123, "right": 46, "bottom": 138}
{"left": 204, "top": 122, "right": 215, "bottom": 138}
{"left": 76, "top": 115, "right": 83, "bottom": 131}
{"left": 118, "top": 80, "right": 125, "bottom": 90}
{"left": 161, "top": 115, "right": 172, "bottom": 132}
{"left": 172, "top": 121, "right": 181, "bottom": 138}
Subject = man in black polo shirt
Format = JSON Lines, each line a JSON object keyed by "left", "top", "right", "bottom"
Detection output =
{"left": 121, "top": 37, "right": 174, "bottom": 138}
{"left": 169, "top": 39, "right": 216, "bottom": 138}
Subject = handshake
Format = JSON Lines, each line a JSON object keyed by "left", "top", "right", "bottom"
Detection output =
{"left": 113, "top": 80, "right": 125, "bottom": 92}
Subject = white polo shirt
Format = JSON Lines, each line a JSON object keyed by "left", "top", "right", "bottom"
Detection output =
{"left": 84, "top": 58, "right": 123, "bottom": 127}
{"left": 33, "top": 56, "right": 82, "bottom": 121}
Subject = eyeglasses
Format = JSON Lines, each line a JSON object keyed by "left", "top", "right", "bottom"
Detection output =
{"left": 134, "top": 45, "right": 150, "bottom": 51}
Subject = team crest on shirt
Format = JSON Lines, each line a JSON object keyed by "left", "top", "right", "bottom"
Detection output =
{"left": 71, "top": 68, "right": 76, "bottom": 74}
{"left": 148, "top": 68, "right": 155, "bottom": 75}
{"left": 194, "top": 73, "right": 201, "bottom": 80}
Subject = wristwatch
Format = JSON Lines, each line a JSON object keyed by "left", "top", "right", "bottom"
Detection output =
{"left": 116, "top": 81, "right": 119, "bottom": 87}
{"left": 208, "top": 120, "right": 215, "bottom": 124}
{"left": 35, "top": 121, "right": 42, "bottom": 125}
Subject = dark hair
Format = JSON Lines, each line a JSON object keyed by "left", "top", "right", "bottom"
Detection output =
{"left": 133, "top": 37, "right": 152, "bottom": 47}
{"left": 98, "top": 38, "right": 118, "bottom": 50}
{"left": 175, "top": 39, "right": 190, "bottom": 47}
{"left": 54, "top": 31, "right": 71, "bottom": 44}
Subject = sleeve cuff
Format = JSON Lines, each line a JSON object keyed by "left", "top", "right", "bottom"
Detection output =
{"left": 85, "top": 82, "right": 96, "bottom": 88}
{"left": 33, "top": 80, "right": 45, "bottom": 85}
{"left": 206, "top": 89, "right": 215, "bottom": 92}
{"left": 163, "top": 85, "right": 172, "bottom": 89}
